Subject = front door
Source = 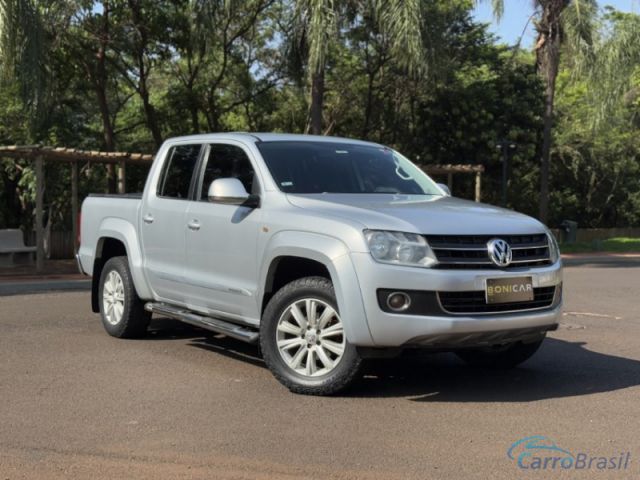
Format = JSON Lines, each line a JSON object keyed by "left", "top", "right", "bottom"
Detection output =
{"left": 184, "top": 142, "right": 263, "bottom": 323}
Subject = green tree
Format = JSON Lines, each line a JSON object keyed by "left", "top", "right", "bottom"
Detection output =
{"left": 483, "top": 2, "right": 640, "bottom": 224}
{"left": 549, "top": 9, "right": 640, "bottom": 227}
{"left": 551, "top": 68, "right": 640, "bottom": 227}
{"left": 482, "top": 0, "right": 598, "bottom": 223}
{"left": 291, "top": 0, "right": 426, "bottom": 135}
{"left": 585, "top": 9, "right": 640, "bottom": 124}
{"left": 0, "top": 0, "right": 638, "bottom": 238}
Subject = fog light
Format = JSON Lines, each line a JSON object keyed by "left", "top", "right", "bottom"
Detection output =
{"left": 386, "top": 292, "right": 411, "bottom": 312}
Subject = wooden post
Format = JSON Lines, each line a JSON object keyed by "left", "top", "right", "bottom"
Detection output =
{"left": 117, "top": 160, "right": 126, "bottom": 194}
{"left": 71, "top": 161, "right": 79, "bottom": 253}
{"left": 475, "top": 171, "right": 482, "bottom": 202}
{"left": 447, "top": 172, "right": 453, "bottom": 195}
{"left": 35, "top": 155, "right": 45, "bottom": 273}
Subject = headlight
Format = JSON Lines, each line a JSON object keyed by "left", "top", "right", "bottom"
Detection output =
{"left": 363, "top": 230, "right": 438, "bottom": 267}
{"left": 546, "top": 229, "right": 561, "bottom": 264}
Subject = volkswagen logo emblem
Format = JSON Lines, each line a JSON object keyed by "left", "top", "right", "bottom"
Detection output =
{"left": 487, "top": 238, "right": 512, "bottom": 267}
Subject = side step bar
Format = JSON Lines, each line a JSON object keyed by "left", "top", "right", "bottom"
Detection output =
{"left": 145, "top": 302, "right": 259, "bottom": 344}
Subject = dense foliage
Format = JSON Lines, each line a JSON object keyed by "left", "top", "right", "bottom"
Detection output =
{"left": 0, "top": 0, "right": 638, "bottom": 233}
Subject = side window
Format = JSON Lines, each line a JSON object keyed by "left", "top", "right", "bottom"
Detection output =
{"left": 199, "top": 144, "right": 257, "bottom": 200}
{"left": 157, "top": 144, "right": 202, "bottom": 199}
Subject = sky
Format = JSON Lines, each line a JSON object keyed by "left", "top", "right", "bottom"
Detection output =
{"left": 472, "top": 0, "right": 639, "bottom": 46}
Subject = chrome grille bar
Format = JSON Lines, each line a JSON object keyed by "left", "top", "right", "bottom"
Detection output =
{"left": 426, "top": 234, "right": 551, "bottom": 270}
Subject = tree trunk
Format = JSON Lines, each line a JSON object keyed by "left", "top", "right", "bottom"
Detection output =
{"left": 310, "top": 68, "right": 325, "bottom": 135}
{"left": 95, "top": 64, "right": 114, "bottom": 150}
{"left": 95, "top": 70, "right": 117, "bottom": 194}
{"left": 128, "top": 0, "right": 163, "bottom": 149}
{"left": 362, "top": 69, "right": 375, "bottom": 138}
{"left": 539, "top": 80, "right": 555, "bottom": 224}
{"left": 95, "top": 0, "right": 117, "bottom": 193}
{"left": 140, "top": 83, "right": 163, "bottom": 148}
{"left": 189, "top": 90, "right": 200, "bottom": 134}
{"left": 534, "top": 0, "right": 565, "bottom": 224}
{"left": 184, "top": 40, "right": 201, "bottom": 134}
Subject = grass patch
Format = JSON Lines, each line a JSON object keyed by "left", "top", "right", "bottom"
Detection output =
{"left": 560, "top": 237, "right": 640, "bottom": 254}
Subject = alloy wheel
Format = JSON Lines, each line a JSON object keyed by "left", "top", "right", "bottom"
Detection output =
{"left": 102, "top": 270, "right": 125, "bottom": 325}
{"left": 276, "top": 298, "right": 346, "bottom": 377}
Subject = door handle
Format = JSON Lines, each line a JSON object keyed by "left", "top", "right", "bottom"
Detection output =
{"left": 187, "top": 220, "right": 201, "bottom": 231}
{"left": 143, "top": 213, "right": 154, "bottom": 224}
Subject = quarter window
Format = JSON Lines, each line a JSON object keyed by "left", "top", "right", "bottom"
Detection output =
{"left": 157, "top": 144, "right": 202, "bottom": 199}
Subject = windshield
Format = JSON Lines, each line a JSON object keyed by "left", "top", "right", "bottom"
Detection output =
{"left": 257, "top": 141, "right": 443, "bottom": 195}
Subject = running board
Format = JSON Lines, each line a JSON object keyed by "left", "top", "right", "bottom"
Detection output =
{"left": 145, "top": 302, "right": 259, "bottom": 344}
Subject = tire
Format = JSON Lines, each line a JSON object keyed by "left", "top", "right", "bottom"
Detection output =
{"left": 455, "top": 337, "right": 545, "bottom": 369}
{"left": 98, "top": 256, "right": 150, "bottom": 338}
{"left": 260, "top": 277, "right": 363, "bottom": 395}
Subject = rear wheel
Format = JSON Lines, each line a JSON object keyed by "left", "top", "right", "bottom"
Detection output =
{"left": 98, "top": 256, "right": 150, "bottom": 338}
{"left": 455, "top": 337, "right": 545, "bottom": 369}
{"left": 260, "top": 277, "right": 363, "bottom": 395}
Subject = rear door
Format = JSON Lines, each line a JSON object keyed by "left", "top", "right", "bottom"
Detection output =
{"left": 140, "top": 144, "right": 202, "bottom": 302}
{"left": 184, "top": 142, "right": 263, "bottom": 322}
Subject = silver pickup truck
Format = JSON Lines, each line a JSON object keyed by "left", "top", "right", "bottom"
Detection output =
{"left": 78, "top": 133, "right": 562, "bottom": 395}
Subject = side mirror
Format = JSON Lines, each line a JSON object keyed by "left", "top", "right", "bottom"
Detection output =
{"left": 208, "top": 178, "right": 260, "bottom": 208}
{"left": 437, "top": 183, "right": 451, "bottom": 196}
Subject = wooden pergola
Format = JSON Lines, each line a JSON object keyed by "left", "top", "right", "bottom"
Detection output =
{"left": 420, "top": 163, "right": 484, "bottom": 201}
{"left": 0, "top": 145, "right": 484, "bottom": 273}
{"left": 0, "top": 145, "right": 153, "bottom": 272}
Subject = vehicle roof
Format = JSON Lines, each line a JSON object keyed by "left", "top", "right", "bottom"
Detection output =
{"left": 163, "top": 132, "right": 382, "bottom": 147}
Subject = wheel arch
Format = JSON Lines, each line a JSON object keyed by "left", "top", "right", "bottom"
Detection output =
{"left": 90, "top": 218, "right": 152, "bottom": 312}
{"left": 261, "top": 256, "right": 332, "bottom": 313}
{"left": 259, "top": 231, "right": 373, "bottom": 345}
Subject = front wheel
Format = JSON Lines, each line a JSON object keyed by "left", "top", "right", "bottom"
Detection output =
{"left": 98, "top": 256, "right": 150, "bottom": 338}
{"left": 455, "top": 337, "right": 545, "bottom": 369}
{"left": 260, "top": 277, "right": 363, "bottom": 395}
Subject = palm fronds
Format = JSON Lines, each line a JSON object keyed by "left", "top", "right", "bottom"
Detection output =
{"left": 374, "top": 0, "right": 424, "bottom": 75}
{"left": 0, "top": 0, "right": 48, "bottom": 113}
{"left": 588, "top": 11, "right": 640, "bottom": 125}
{"left": 562, "top": 0, "right": 598, "bottom": 78}
{"left": 294, "top": 0, "right": 338, "bottom": 74}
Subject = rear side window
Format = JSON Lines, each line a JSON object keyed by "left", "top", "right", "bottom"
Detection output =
{"left": 157, "top": 144, "right": 202, "bottom": 199}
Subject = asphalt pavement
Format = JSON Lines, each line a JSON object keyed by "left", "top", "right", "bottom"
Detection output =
{"left": 0, "top": 278, "right": 90, "bottom": 296}
{"left": 1, "top": 258, "right": 639, "bottom": 479}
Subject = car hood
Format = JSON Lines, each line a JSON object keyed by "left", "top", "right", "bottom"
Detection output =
{"left": 286, "top": 194, "right": 546, "bottom": 235}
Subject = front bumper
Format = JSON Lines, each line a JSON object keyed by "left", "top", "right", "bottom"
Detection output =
{"left": 349, "top": 252, "right": 563, "bottom": 347}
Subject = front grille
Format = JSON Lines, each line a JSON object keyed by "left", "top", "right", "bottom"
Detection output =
{"left": 438, "top": 286, "right": 557, "bottom": 314}
{"left": 427, "top": 234, "right": 551, "bottom": 270}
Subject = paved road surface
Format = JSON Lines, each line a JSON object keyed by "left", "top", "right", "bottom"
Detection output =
{"left": 0, "top": 279, "right": 90, "bottom": 296}
{"left": 1, "top": 261, "right": 639, "bottom": 479}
